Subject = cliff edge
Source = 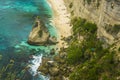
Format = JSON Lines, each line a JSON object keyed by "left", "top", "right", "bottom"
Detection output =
{"left": 64, "top": 0, "right": 120, "bottom": 44}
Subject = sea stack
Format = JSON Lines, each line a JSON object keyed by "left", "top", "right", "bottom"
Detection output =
{"left": 27, "top": 17, "right": 58, "bottom": 45}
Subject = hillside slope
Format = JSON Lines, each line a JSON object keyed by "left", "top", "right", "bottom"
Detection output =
{"left": 64, "top": 0, "right": 120, "bottom": 44}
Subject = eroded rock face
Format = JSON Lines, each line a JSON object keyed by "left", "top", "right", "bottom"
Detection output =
{"left": 64, "top": 0, "right": 120, "bottom": 44}
{"left": 27, "top": 17, "right": 58, "bottom": 45}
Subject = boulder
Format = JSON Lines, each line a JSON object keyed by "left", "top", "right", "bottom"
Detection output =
{"left": 47, "top": 61, "right": 58, "bottom": 67}
{"left": 49, "top": 67, "right": 59, "bottom": 76}
{"left": 38, "top": 66, "right": 49, "bottom": 75}
{"left": 48, "top": 36, "right": 58, "bottom": 44}
{"left": 59, "top": 52, "right": 67, "bottom": 58}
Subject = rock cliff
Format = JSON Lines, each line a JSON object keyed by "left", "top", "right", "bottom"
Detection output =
{"left": 64, "top": 0, "right": 120, "bottom": 44}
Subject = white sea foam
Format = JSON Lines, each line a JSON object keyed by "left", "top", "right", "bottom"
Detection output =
{"left": 29, "top": 54, "right": 49, "bottom": 80}
{"left": 29, "top": 54, "right": 43, "bottom": 76}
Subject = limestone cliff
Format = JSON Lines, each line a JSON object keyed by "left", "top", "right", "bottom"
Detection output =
{"left": 64, "top": 0, "right": 120, "bottom": 44}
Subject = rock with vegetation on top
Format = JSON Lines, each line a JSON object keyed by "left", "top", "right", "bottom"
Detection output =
{"left": 27, "top": 17, "right": 58, "bottom": 45}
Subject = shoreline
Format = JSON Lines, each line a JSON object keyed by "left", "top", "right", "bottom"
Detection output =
{"left": 47, "top": 0, "right": 71, "bottom": 48}
{"left": 38, "top": 0, "right": 72, "bottom": 79}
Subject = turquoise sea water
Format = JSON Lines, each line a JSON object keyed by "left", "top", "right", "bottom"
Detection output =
{"left": 0, "top": 0, "right": 57, "bottom": 80}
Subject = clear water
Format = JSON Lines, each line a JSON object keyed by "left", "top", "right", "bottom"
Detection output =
{"left": 0, "top": 0, "right": 57, "bottom": 80}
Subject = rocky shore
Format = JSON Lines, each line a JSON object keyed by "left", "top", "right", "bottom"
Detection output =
{"left": 27, "top": 0, "right": 72, "bottom": 79}
{"left": 38, "top": 49, "right": 73, "bottom": 80}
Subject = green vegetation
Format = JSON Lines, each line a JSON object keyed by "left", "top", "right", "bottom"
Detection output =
{"left": 112, "top": 24, "right": 120, "bottom": 34}
{"left": 69, "top": 2, "right": 73, "bottom": 8}
{"left": 86, "top": 0, "right": 92, "bottom": 4}
{"left": 83, "top": 0, "right": 100, "bottom": 8}
{"left": 105, "top": 24, "right": 120, "bottom": 36}
{"left": 39, "top": 30, "right": 43, "bottom": 37}
{"left": 66, "top": 17, "right": 120, "bottom": 80}
{"left": 118, "top": 47, "right": 120, "bottom": 52}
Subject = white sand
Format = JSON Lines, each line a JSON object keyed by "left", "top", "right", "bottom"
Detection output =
{"left": 48, "top": 0, "right": 71, "bottom": 48}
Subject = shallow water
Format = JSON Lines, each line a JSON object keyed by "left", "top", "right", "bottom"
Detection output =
{"left": 0, "top": 0, "right": 56, "bottom": 80}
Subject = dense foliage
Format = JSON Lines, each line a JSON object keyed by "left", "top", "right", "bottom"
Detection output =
{"left": 67, "top": 17, "right": 120, "bottom": 80}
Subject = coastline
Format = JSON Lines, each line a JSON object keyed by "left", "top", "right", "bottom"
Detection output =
{"left": 37, "top": 0, "right": 72, "bottom": 79}
{"left": 47, "top": 0, "right": 71, "bottom": 48}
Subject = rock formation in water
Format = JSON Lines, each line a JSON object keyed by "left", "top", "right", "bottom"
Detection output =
{"left": 27, "top": 17, "right": 58, "bottom": 45}
{"left": 64, "top": 0, "right": 120, "bottom": 44}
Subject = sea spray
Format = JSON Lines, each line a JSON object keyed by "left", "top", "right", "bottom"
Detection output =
{"left": 29, "top": 54, "right": 42, "bottom": 76}
{"left": 0, "top": 0, "right": 55, "bottom": 80}
{"left": 28, "top": 54, "right": 49, "bottom": 80}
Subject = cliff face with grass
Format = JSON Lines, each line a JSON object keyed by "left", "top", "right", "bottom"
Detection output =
{"left": 66, "top": 17, "right": 120, "bottom": 80}
{"left": 62, "top": 0, "right": 120, "bottom": 79}
{"left": 64, "top": 0, "right": 120, "bottom": 44}
{"left": 38, "top": 0, "right": 120, "bottom": 80}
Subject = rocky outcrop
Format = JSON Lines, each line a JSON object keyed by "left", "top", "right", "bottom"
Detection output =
{"left": 38, "top": 52, "right": 73, "bottom": 80}
{"left": 27, "top": 17, "right": 58, "bottom": 45}
{"left": 64, "top": 0, "right": 120, "bottom": 44}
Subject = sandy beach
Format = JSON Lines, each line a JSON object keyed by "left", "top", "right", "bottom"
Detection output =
{"left": 48, "top": 0, "right": 72, "bottom": 48}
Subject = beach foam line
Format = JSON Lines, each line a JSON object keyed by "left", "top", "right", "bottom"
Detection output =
{"left": 47, "top": 0, "right": 71, "bottom": 48}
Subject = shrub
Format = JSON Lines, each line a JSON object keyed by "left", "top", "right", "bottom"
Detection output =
{"left": 67, "top": 17, "right": 119, "bottom": 80}
{"left": 67, "top": 42, "right": 83, "bottom": 64}
{"left": 69, "top": 2, "right": 73, "bottom": 8}
{"left": 67, "top": 17, "right": 98, "bottom": 64}
{"left": 118, "top": 47, "right": 120, "bottom": 52}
